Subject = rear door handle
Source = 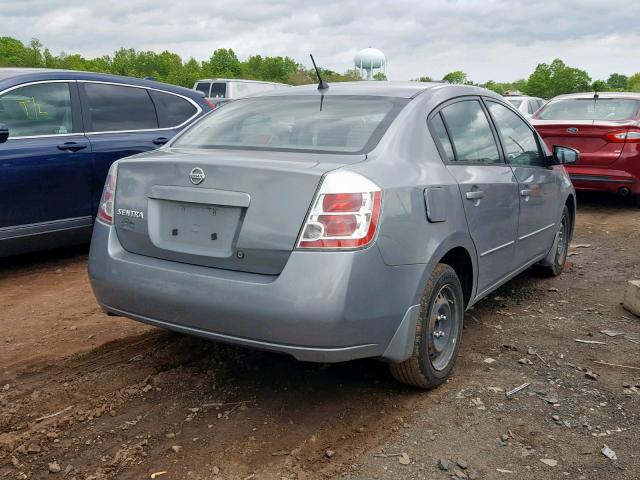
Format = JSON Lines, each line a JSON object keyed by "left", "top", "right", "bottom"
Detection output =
{"left": 465, "top": 190, "right": 485, "bottom": 200}
{"left": 152, "top": 137, "right": 169, "bottom": 145}
{"left": 57, "top": 142, "right": 87, "bottom": 152}
{"left": 520, "top": 189, "right": 532, "bottom": 197}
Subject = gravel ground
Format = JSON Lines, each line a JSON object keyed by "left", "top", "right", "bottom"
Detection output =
{"left": 0, "top": 193, "right": 638, "bottom": 480}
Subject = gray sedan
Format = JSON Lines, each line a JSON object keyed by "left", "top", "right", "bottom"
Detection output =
{"left": 89, "top": 81, "right": 577, "bottom": 389}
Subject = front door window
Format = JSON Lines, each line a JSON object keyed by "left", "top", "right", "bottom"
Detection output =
{"left": 0, "top": 82, "right": 72, "bottom": 137}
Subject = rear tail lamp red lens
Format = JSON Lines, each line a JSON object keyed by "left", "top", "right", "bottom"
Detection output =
{"left": 297, "top": 171, "right": 382, "bottom": 250}
{"left": 97, "top": 163, "right": 118, "bottom": 224}
{"left": 607, "top": 128, "right": 640, "bottom": 143}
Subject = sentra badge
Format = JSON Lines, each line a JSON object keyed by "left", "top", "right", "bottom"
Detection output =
{"left": 117, "top": 208, "right": 144, "bottom": 219}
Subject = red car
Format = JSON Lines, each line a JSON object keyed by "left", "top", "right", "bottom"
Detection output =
{"left": 531, "top": 92, "right": 640, "bottom": 204}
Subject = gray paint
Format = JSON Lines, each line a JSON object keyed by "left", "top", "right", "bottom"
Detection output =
{"left": 89, "top": 82, "right": 575, "bottom": 363}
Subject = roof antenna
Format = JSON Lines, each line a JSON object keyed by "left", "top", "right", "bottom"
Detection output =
{"left": 310, "top": 54, "right": 329, "bottom": 90}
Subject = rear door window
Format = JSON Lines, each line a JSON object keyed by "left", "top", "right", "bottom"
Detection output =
{"left": 487, "top": 101, "right": 546, "bottom": 167}
{"left": 439, "top": 100, "right": 502, "bottom": 164}
{"left": 0, "top": 82, "right": 73, "bottom": 137}
{"left": 83, "top": 83, "right": 158, "bottom": 132}
{"left": 149, "top": 90, "right": 198, "bottom": 128}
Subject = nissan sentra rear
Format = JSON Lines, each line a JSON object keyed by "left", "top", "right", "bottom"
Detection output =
{"left": 88, "top": 89, "right": 420, "bottom": 364}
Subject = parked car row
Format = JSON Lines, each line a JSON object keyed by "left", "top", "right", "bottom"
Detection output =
{"left": 193, "top": 78, "right": 289, "bottom": 108}
{"left": 0, "top": 68, "right": 212, "bottom": 256}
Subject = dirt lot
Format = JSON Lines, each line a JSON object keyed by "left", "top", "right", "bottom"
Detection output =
{"left": 1, "top": 194, "right": 639, "bottom": 480}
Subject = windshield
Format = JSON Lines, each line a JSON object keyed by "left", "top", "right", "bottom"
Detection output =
{"left": 506, "top": 99, "right": 522, "bottom": 108}
{"left": 173, "top": 95, "right": 408, "bottom": 154}
{"left": 537, "top": 98, "right": 640, "bottom": 121}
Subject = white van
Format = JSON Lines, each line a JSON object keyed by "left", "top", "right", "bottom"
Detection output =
{"left": 193, "top": 79, "right": 289, "bottom": 106}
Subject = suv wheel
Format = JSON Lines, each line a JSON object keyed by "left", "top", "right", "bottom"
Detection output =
{"left": 390, "top": 263, "right": 464, "bottom": 389}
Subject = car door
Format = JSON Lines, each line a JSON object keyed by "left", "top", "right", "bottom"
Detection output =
{"left": 431, "top": 98, "right": 520, "bottom": 296}
{"left": 485, "top": 99, "right": 560, "bottom": 267}
{"left": 0, "top": 80, "right": 93, "bottom": 235}
{"left": 78, "top": 82, "right": 180, "bottom": 214}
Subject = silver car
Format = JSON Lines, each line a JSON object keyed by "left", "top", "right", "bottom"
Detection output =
{"left": 89, "top": 82, "right": 577, "bottom": 389}
{"left": 505, "top": 95, "right": 546, "bottom": 118}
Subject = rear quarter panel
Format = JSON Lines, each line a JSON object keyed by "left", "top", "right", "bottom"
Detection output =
{"left": 348, "top": 89, "right": 479, "bottom": 303}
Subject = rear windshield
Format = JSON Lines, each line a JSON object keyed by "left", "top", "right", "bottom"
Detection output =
{"left": 506, "top": 99, "right": 522, "bottom": 108}
{"left": 537, "top": 98, "right": 640, "bottom": 121}
{"left": 173, "top": 95, "right": 408, "bottom": 154}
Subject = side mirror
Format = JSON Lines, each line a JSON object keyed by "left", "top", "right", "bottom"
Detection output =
{"left": 0, "top": 124, "right": 8, "bottom": 144}
{"left": 553, "top": 145, "right": 579, "bottom": 165}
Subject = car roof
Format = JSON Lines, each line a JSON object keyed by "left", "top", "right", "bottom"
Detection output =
{"left": 504, "top": 95, "right": 539, "bottom": 100}
{"left": 196, "top": 78, "right": 289, "bottom": 86}
{"left": 247, "top": 81, "right": 490, "bottom": 99}
{"left": 0, "top": 68, "right": 203, "bottom": 98}
{"left": 550, "top": 92, "right": 640, "bottom": 101}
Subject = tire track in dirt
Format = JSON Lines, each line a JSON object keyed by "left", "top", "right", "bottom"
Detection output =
{"left": 1, "top": 327, "right": 433, "bottom": 479}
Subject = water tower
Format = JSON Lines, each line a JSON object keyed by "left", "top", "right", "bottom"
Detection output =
{"left": 354, "top": 47, "right": 386, "bottom": 80}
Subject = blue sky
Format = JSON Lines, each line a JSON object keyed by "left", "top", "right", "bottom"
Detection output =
{"left": 2, "top": 0, "right": 639, "bottom": 82}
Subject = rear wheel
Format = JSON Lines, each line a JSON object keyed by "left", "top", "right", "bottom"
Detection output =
{"left": 389, "top": 264, "right": 464, "bottom": 389}
{"left": 539, "top": 206, "right": 570, "bottom": 277}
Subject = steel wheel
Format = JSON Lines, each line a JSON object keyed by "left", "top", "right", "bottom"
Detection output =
{"left": 389, "top": 263, "right": 464, "bottom": 389}
{"left": 427, "top": 285, "right": 459, "bottom": 371}
{"left": 555, "top": 214, "right": 568, "bottom": 266}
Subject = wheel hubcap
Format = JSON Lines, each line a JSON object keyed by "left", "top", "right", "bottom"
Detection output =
{"left": 428, "top": 285, "right": 459, "bottom": 371}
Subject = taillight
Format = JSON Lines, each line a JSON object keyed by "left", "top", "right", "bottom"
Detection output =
{"left": 97, "top": 163, "right": 118, "bottom": 224}
{"left": 607, "top": 128, "right": 640, "bottom": 143}
{"left": 203, "top": 98, "right": 216, "bottom": 109}
{"left": 297, "top": 171, "right": 382, "bottom": 250}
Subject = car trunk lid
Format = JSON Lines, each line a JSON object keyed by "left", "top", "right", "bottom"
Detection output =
{"left": 532, "top": 120, "right": 638, "bottom": 167}
{"left": 113, "top": 148, "right": 365, "bottom": 275}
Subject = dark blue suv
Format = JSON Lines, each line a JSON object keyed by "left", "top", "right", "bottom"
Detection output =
{"left": 0, "top": 68, "right": 211, "bottom": 256}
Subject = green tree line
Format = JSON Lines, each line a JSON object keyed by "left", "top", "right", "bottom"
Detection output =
{"left": 1, "top": 37, "right": 638, "bottom": 97}
{"left": 0, "top": 37, "right": 364, "bottom": 87}
{"left": 421, "top": 59, "right": 640, "bottom": 98}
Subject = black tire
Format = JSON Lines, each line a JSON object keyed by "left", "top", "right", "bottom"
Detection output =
{"left": 389, "top": 263, "right": 464, "bottom": 389}
{"left": 539, "top": 206, "right": 570, "bottom": 277}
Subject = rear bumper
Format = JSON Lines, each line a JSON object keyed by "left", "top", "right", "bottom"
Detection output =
{"left": 566, "top": 165, "right": 640, "bottom": 195}
{"left": 88, "top": 221, "right": 427, "bottom": 363}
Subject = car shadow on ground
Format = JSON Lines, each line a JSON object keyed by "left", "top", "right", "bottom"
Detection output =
{"left": 576, "top": 190, "right": 638, "bottom": 211}
{"left": 0, "top": 243, "right": 89, "bottom": 275}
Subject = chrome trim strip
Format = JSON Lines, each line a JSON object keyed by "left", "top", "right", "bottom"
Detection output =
{"left": 1, "top": 79, "right": 202, "bottom": 140}
{"left": 480, "top": 240, "right": 514, "bottom": 258}
{"left": 0, "top": 216, "right": 92, "bottom": 240}
{"left": 0, "top": 79, "right": 71, "bottom": 95}
{"left": 7, "top": 133, "right": 84, "bottom": 140}
{"left": 518, "top": 223, "right": 555, "bottom": 242}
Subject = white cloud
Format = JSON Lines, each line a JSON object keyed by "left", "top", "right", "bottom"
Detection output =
{"left": 2, "top": 0, "right": 639, "bottom": 82}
